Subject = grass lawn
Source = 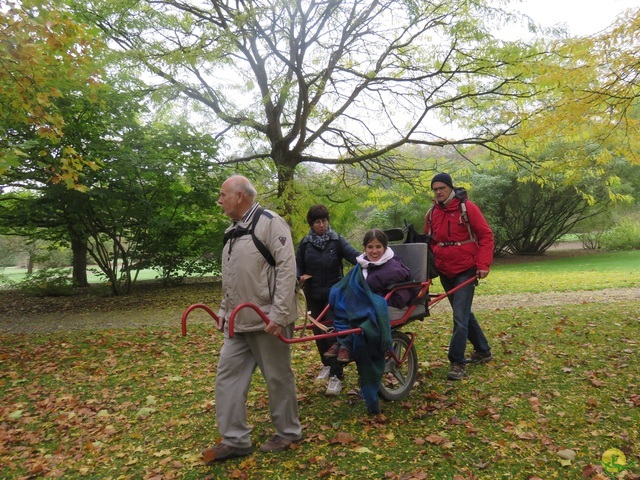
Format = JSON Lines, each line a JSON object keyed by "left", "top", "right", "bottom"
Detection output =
{"left": 1, "top": 252, "right": 639, "bottom": 479}
{"left": 476, "top": 249, "right": 640, "bottom": 295}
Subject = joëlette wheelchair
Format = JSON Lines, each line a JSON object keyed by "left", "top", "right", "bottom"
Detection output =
{"left": 181, "top": 227, "right": 476, "bottom": 402}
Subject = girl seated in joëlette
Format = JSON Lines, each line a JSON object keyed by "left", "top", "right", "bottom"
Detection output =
{"left": 326, "top": 228, "right": 412, "bottom": 414}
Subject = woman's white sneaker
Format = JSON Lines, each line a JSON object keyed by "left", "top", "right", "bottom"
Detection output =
{"left": 315, "top": 365, "right": 331, "bottom": 382}
{"left": 325, "top": 376, "right": 342, "bottom": 396}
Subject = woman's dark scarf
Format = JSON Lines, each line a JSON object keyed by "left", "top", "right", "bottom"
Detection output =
{"left": 307, "top": 226, "right": 333, "bottom": 250}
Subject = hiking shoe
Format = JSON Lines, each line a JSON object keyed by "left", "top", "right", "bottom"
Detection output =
{"left": 366, "top": 400, "right": 381, "bottom": 415}
{"left": 467, "top": 351, "right": 493, "bottom": 365}
{"left": 325, "top": 376, "right": 342, "bottom": 396}
{"left": 315, "top": 365, "right": 331, "bottom": 382}
{"left": 259, "top": 435, "right": 300, "bottom": 453}
{"left": 324, "top": 343, "right": 339, "bottom": 358}
{"left": 447, "top": 363, "right": 466, "bottom": 381}
{"left": 337, "top": 346, "right": 351, "bottom": 363}
{"left": 201, "top": 443, "right": 253, "bottom": 463}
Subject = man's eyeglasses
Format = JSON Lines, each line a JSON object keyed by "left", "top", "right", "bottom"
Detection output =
{"left": 432, "top": 186, "right": 449, "bottom": 193}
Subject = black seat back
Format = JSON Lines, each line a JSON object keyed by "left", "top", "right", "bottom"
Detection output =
{"left": 389, "top": 243, "right": 428, "bottom": 282}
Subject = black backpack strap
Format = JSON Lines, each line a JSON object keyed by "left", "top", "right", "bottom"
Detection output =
{"left": 222, "top": 207, "right": 276, "bottom": 267}
{"left": 251, "top": 207, "right": 276, "bottom": 267}
{"left": 299, "top": 237, "right": 309, "bottom": 258}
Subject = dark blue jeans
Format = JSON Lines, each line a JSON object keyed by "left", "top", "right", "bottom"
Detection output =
{"left": 440, "top": 269, "right": 491, "bottom": 365}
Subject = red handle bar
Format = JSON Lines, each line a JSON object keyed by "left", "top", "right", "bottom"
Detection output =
{"left": 181, "top": 275, "right": 479, "bottom": 338}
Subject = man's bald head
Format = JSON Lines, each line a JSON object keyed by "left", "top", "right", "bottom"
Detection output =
{"left": 218, "top": 175, "right": 257, "bottom": 220}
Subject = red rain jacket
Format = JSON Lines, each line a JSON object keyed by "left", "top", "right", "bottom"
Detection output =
{"left": 425, "top": 196, "right": 494, "bottom": 278}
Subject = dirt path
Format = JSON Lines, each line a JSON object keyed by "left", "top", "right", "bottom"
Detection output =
{"left": 0, "top": 306, "right": 201, "bottom": 335}
{"left": 468, "top": 287, "right": 639, "bottom": 311}
{"left": 1, "top": 287, "right": 638, "bottom": 335}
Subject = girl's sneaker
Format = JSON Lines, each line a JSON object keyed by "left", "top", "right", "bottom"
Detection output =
{"left": 324, "top": 343, "right": 339, "bottom": 358}
{"left": 337, "top": 346, "right": 351, "bottom": 363}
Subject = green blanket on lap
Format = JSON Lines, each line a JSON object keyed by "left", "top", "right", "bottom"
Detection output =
{"left": 329, "top": 264, "right": 392, "bottom": 413}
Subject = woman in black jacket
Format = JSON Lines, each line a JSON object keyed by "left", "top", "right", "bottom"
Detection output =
{"left": 296, "top": 204, "right": 360, "bottom": 396}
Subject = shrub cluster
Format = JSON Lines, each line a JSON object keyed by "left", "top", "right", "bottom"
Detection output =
{"left": 576, "top": 231, "right": 604, "bottom": 250}
{"left": 15, "top": 268, "right": 74, "bottom": 296}
{"left": 600, "top": 220, "right": 640, "bottom": 251}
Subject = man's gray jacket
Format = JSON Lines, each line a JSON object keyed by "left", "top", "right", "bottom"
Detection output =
{"left": 218, "top": 206, "right": 297, "bottom": 333}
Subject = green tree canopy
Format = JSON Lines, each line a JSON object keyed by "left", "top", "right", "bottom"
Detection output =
{"left": 0, "top": 0, "right": 104, "bottom": 187}
{"left": 75, "top": 0, "right": 553, "bottom": 219}
{"left": 495, "top": 8, "right": 640, "bottom": 183}
{"left": 0, "top": 73, "right": 225, "bottom": 294}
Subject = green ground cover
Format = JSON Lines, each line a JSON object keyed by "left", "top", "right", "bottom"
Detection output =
{"left": 474, "top": 250, "right": 640, "bottom": 295}
{"left": 1, "top": 252, "right": 639, "bottom": 479}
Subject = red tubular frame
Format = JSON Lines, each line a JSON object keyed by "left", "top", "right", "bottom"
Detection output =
{"left": 181, "top": 303, "right": 221, "bottom": 336}
{"left": 181, "top": 275, "right": 478, "bottom": 347}
{"left": 387, "top": 330, "right": 417, "bottom": 365}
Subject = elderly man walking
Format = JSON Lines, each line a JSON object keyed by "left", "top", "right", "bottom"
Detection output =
{"left": 202, "top": 175, "right": 302, "bottom": 463}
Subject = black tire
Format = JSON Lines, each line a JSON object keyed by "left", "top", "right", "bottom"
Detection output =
{"left": 379, "top": 331, "right": 418, "bottom": 401}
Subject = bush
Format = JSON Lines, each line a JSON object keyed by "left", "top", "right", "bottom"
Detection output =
{"left": 572, "top": 209, "right": 616, "bottom": 250}
{"left": 0, "top": 271, "right": 14, "bottom": 290}
{"left": 576, "top": 231, "right": 604, "bottom": 250}
{"left": 600, "top": 220, "right": 640, "bottom": 251}
{"left": 38, "top": 249, "right": 72, "bottom": 269}
{"left": 16, "top": 268, "right": 74, "bottom": 296}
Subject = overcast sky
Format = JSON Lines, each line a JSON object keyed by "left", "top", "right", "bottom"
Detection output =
{"left": 515, "top": 0, "right": 639, "bottom": 36}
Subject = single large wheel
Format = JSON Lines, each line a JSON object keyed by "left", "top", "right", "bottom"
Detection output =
{"left": 379, "top": 331, "right": 418, "bottom": 401}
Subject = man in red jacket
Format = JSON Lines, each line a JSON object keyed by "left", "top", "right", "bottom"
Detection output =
{"left": 426, "top": 173, "right": 494, "bottom": 381}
